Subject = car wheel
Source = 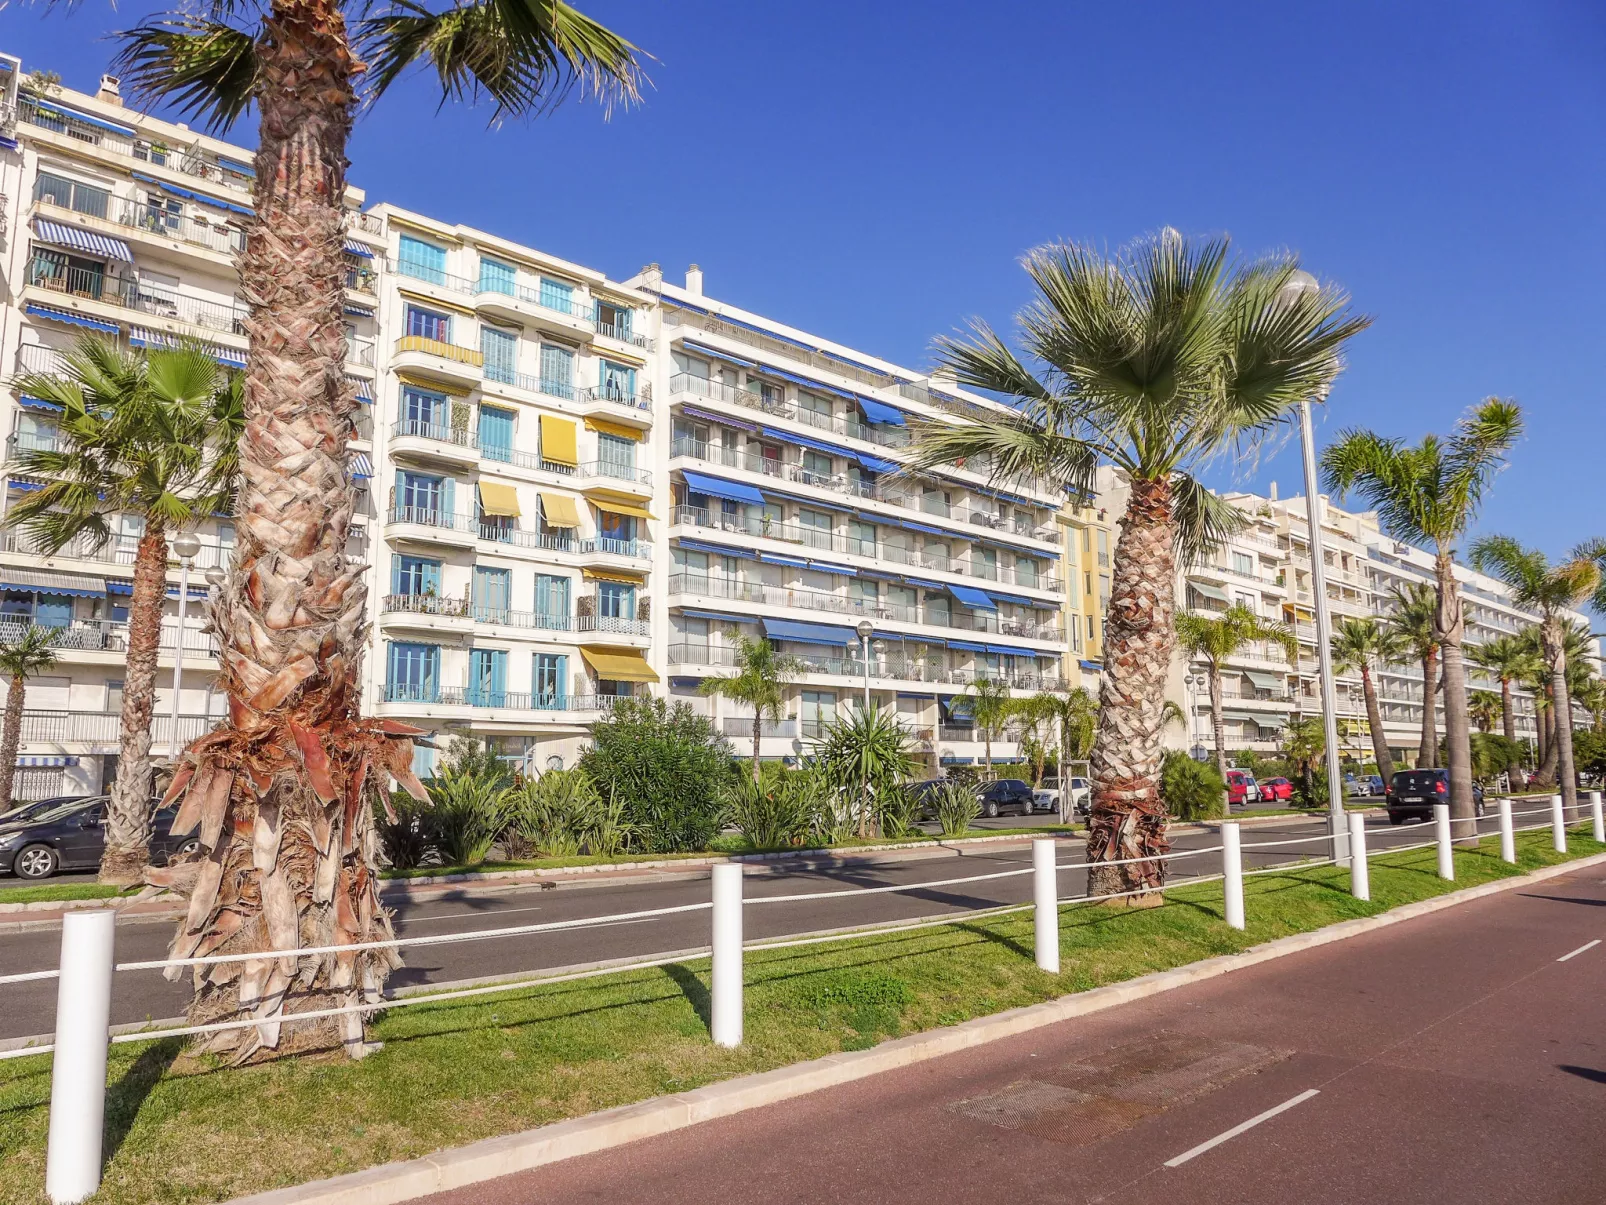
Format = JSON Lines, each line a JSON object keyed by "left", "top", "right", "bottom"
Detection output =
{"left": 984, "top": 801, "right": 999, "bottom": 818}
{"left": 171, "top": 838, "right": 200, "bottom": 862}
{"left": 1388, "top": 813, "right": 1403, "bottom": 826}
{"left": 14, "top": 844, "right": 59, "bottom": 880}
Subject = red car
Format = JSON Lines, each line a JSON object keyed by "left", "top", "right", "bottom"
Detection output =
{"left": 1259, "top": 777, "right": 1294, "bottom": 802}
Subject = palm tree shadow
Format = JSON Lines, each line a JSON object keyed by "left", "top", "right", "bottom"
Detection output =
{"left": 661, "top": 963, "right": 711, "bottom": 1034}
{"left": 1559, "top": 1064, "right": 1606, "bottom": 1084}
{"left": 102, "top": 1037, "right": 183, "bottom": 1165}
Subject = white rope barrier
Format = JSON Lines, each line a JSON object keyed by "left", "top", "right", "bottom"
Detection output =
{"left": 746, "top": 864, "right": 1035, "bottom": 905}
{"left": 1056, "top": 844, "right": 1223, "bottom": 872}
{"left": 1239, "top": 833, "right": 1341, "bottom": 851}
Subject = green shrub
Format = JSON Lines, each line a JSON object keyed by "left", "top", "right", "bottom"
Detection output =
{"left": 724, "top": 768, "right": 822, "bottom": 849}
{"left": 1160, "top": 750, "right": 1225, "bottom": 821}
{"left": 427, "top": 762, "right": 512, "bottom": 866}
{"left": 580, "top": 697, "right": 733, "bottom": 852}
{"left": 505, "top": 769, "right": 604, "bottom": 857}
{"left": 808, "top": 706, "right": 918, "bottom": 839}
{"left": 375, "top": 790, "right": 433, "bottom": 870}
{"left": 931, "top": 780, "right": 982, "bottom": 838}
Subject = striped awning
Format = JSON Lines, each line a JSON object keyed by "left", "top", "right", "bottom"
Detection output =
{"left": 18, "top": 396, "right": 63, "bottom": 413}
{"left": 24, "top": 304, "right": 118, "bottom": 334}
{"left": 347, "top": 377, "right": 373, "bottom": 405}
{"left": 343, "top": 239, "right": 375, "bottom": 259}
{"left": 128, "top": 328, "right": 247, "bottom": 368}
{"left": 33, "top": 217, "right": 135, "bottom": 263}
{"left": 17, "top": 756, "right": 79, "bottom": 767}
{"left": 343, "top": 302, "right": 376, "bottom": 318}
{"left": 0, "top": 569, "right": 107, "bottom": 598}
{"left": 349, "top": 453, "right": 374, "bottom": 480}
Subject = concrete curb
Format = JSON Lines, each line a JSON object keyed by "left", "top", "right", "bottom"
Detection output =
{"left": 223, "top": 843, "right": 1603, "bottom": 1205}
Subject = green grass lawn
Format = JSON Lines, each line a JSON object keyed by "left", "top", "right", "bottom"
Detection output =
{"left": 0, "top": 827, "right": 1597, "bottom": 1205}
{"left": 0, "top": 884, "right": 131, "bottom": 907}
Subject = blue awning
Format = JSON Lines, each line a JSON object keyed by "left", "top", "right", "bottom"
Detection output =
{"left": 32, "top": 218, "right": 134, "bottom": 264}
{"left": 165, "top": 583, "right": 211, "bottom": 601}
{"left": 1080, "top": 659, "right": 1103, "bottom": 671}
{"left": 682, "top": 470, "right": 766, "bottom": 506}
{"left": 349, "top": 452, "right": 374, "bottom": 480}
{"left": 759, "top": 426, "right": 859, "bottom": 462}
{"left": 25, "top": 304, "right": 118, "bottom": 334}
{"left": 218, "top": 156, "right": 256, "bottom": 177}
{"left": 678, "top": 608, "right": 750, "bottom": 623}
{"left": 857, "top": 452, "right": 899, "bottom": 474}
{"left": 128, "top": 328, "right": 246, "bottom": 368}
{"left": 8, "top": 480, "right": 45, "bottom": 493}
{"left": 758, "top": 553, "right": 810, "bottom": 569}
{"left": 348, "top": 377, "right": 373, "bottom": 405}
{"left": 903, "top": 577, "right": 947, "bottom": 590}
{"left": 681, "top": 340, "right": 755, "bottom": 368}
{"left": 342, "top": 239, "right": 374, "bottom": 259}
{"left": 989, "top": 591, "right": 1036, "bottom": 605}
{"left": 949, "top": 584, "right": 997, "bottom": 610}
{"left": 343, "top": 303, "right": 375, "bottom": 318}
{"left": 712, "top": 314, "right": 817, "bottom": 354}
{"left": 947, "top": 640, "right": 988, "bottom": 652}
{"left": 754, "top": 363, "right": 858, "bottom": 402}
{"left": 131, "top": 172, "right": 254, "bottom": 218}
{"left": 33, "top": 98, "right": 135, "bottom": 137}
{"left": 664, "top": 296, "right": 712, "bottom": 316}
{"left": 857, "top": 396, "right": 907, "bottom": 426}
{"left": 899, "top": 519, "right": 951, "bottom": 537}
{"left": 0, "top": 569, "right": 106, "bottom": 597}
{"left": 761, "top": 617, "right": 857, "bottom": 646}
{"left": 676, "top": 538, "right": 756, "bottom": 559}
{"left": 986, "top": 643, "right": 1034, "bottom": 657}
{"left": 680, "top": 404, "right": 758, "bottom": 433}
{"left": 807, "top": 560, "right": 858, "bottom": 577}
{"left": 760, "top": 487, "right": 855, "bottom": 513}
{"left": 18, "top": 396, "right": 63, "bottom": 413}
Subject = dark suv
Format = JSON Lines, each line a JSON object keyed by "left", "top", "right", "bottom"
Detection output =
{"left": 1386, "top": 769, "right": 1485, "bottom": 825}
{"left": 0, "top": 797, "right": 194, "bottom": 879}
{"left": 977, "top": 778, "right": 1035, "bottom": 818}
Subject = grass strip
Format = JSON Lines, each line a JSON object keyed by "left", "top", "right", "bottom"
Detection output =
{"left": 0, "top": 827, "right": 1597, "bottom": 1205}
{"left": 0, "top": 884, "right": 131, "bottom": 907}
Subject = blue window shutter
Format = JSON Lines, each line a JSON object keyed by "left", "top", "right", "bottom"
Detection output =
{"left": 492, "top": 650, "right": 507, "bottom": 698}
{"left": 399, "top": 236, "right": 446, "bottom": 284}
{"left": 540, "top": 344, "right": 573, "bottom": 389}
{"left": 481, "top": 326, "right": 516, "bottom": 382}
{"left": 422, "top": 559, "right": 441, "bottom": 594}
{"left": 441, "top": 476, "right": 455, "bottom": 518}
{"left": 390, "top": 553, "right": 402, "bottom": 595}
{"left": 479, "top": 405, "right": 514, "bottom": 456}
{"left": 478, "top": 257, "right": 515, "bottom": 295}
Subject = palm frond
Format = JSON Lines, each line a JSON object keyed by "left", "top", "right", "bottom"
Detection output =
{"left": 1169, "top": 472, "right": 1244, "bottom": 566}
{"left": 112, "top": 16, "right": 259, "bottom": 133}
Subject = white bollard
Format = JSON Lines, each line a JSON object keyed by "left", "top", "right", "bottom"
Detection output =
{"left": 1222, "top": 821, "right": 1245, "bottom": 931}
{"left": 1348, "top": 811, "right": 1370, "bottom": 902}
{"left": 1591, "top": 791, "right": 1604, "bottom": 844}
{"left": 1551, "top": 793, "right": 1567, "bottom": 854}
{"left": 1033, "top": 838, "right": 1059, "bottom": 973}
{"left": 1434, "top": 803, "right": 1454, "bottom": 881}
{"left": 1498, "top": 797, "right": 1516, "bottom": 864}
{"left": 45, "top": 909, "right": 116, "bottom": 1205}
{"left": 710, "top": 863, "right": 743, "bottom": 1048}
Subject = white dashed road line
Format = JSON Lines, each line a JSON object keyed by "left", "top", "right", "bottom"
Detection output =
{"left": 1164, "top": 1089, "right": 1321, "bottom": 1168}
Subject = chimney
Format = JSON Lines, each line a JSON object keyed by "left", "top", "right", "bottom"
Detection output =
{"left": 96, "top": 75, "right": 122, "bottom": 106}
{"left": 685, "top": 264, "right": 703, "bottom": 297}
{"left": 1268, "top": 481, "right": 1278, "bottom": 502}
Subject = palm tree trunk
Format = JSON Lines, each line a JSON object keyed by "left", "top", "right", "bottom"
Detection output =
{"left": 1087, "top": 476, "right": 1173, "bottom": 903}
{"left": 1544, "top": 618, "right": 1580, "bottom": 817}
{"left": 983, "top": 727, "right": 993, "bottom": 776}
{"left": 1418, "top": 651, "right": 1438, "bottom": 769}
{"left": 751, "top": 713, "right": 762, "bottom": 784}
{"left": 1536, "top": 690, "right": 1559, "bottom": 786}
{"left": 1208, "top": 666, "right": 1228, "bottom": 810}
{"left": 1499, "top": 677, "right": 1523, "bottom": 787}
{"left": 0, "top": 673, "right": 25, "bottom": 813}
{"left": 151, "top": 2, "right": 417, "bottom": 1061}
{"left": 1433, "top": 551, "right": 1475, "bottom": 839}
{"left": 1360, "top": 664, "right": 1394, "bottom": 788}
{"left": 100, "top": 527, "right": 168, "bottom": 884}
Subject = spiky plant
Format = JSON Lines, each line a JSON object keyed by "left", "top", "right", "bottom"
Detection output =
{"left": 907, "top": 234, "right": 1367, "bottom": 900}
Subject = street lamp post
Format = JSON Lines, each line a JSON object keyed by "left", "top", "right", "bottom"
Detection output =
{"left": 856, "top": 620, "right": 874, "bottom": 713}
{"left": 168, "top": 533, "right": 202, "bottom": 762}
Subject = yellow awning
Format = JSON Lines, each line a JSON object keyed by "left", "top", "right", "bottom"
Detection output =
{"left": 539, "top": 415, "right": 578, "bottom": 466}
{"left": 397, "top": 288, "right": 477, "bottom": 317}
{"left": 395, "top": 370, "right": 472, "bottom": 398}
{"left": 538, "top": 491, "right": 582, "bottom": 528}
{"left": 582, "top": 568, "right": 646, "bottom": 584}
{"left": 593, "top": 348, "right": 646, "bottom": 367}
{"left": 478, "top": 481, "right": 521, "bottom": 517}
{"left": 584, "top": 417, "right": 645, "bottom": 441}
{"left": 590, "top": 499, "right": 653, "bottom": 522}
{"left": 581, "top": 648, "right": 658, "bottom": 683}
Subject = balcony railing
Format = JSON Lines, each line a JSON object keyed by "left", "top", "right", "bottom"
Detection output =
{"left": 34, "top": 185, "right": 247, "bottom": 256}
{"left": 593, "top": 317, "right": 653, "bottom": 351}
{"left": 578, "top": 537, "right": 649, "bottom": 559}
{"left": 6, "top": 430, "right": 59, "bottom": 459}
{"left": 380, "top": 683, "right": 629, "bottom": 714}
{"left": 25, "top": 257, "right": 250, "bottom": 334}
{"left": 577, "top": 614, "right": 651, "bottom": 636}
{"left": 385, "top": 505, "right": 478, "bottom": 533}
{"left": 478, "top": 525, "right": 577, "bottom": 553}
{"left": 17, "top": 96, "right": 253, "bottom": 194}
{"left": 720, "top": 717, "right": 799, "bottom": 739}
{"left": 0, "top": 529, "right": 234, "bottom": 572}
{"left": 577, "top": 460, "right": 652, "bottom": 487}
{"left": 665, "top": 644, "right": 1063, "bottom": 692}
{"left": 579, "top": 384, "right": 651, "bottom": 414}
{"left": 391, "top": 418, "right": 476, "bottom": 450}
{"left": 21, "top": 710, "right": 218, "bottom": 746}
{"left": 381, "top": 593, "right": 576, "bottom": 632}
{"left": 394, "top": 259, "right": 653, "bottom": 350}
{"left": 0, "top": 617, "right": 219, "bottom": 656}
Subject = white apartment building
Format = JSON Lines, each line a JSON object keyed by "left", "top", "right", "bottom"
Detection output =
{"left": 640, "top": 266, "right": 1071, "bottom": 773}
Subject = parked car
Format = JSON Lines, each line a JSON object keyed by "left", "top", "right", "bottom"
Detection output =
{"left": 906, "top": 780, "right": 947, "bottom": 821}
{"left": 1385, "top": 769, "right": 1485, "bottom": 825}
{"left": 1065, "top": 776, "right": 1092, "bottom": 816}
{"left": 0, "top": 795, "right": 93, "bottom": 826}
{"left": 976, "top": 778, "right": 1035, "bottom": 818}
{"left": 1259, "top": 777, "right": 1294, "bottom": 803}
{"left": 1362, "top": 774, "right": 1385, "bottom": 798}
{"left": 0, "top": 797, "right": 195, "bottom": 879}
{"left": 1225, "top": 770, "right": 1260, "bottom": 809}
{"left": 1031, "top": 786, "right": 1059, "bottom": 814}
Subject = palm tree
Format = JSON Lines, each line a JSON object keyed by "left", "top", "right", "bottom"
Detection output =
{"left": 1013, "top": 692, "right": 1062, "bottom": 787}
{"left": 908, "top": 234, "right": 1367, "bottom": 899}
{"left": 0, "top": 628, "right": 63, "bottom": 814}
{"left": 699, "top": 637, "right": 802, "bottom": 782}
{"left": 1329, "top": 617, "right": 1407, "bottom": 789}
{"left": 954, "top": 675, "right": 1017, "bottom": 776}
{"left": 9, "top": 337, "right": 242, "bottom": 884}
{"left": 1323, "top": 400, "right": 1523, "bottom": 837}
{"left": 1468, "top": 691, "right": 1502, "bottom": 734}
{"left": 1282, "top": 714, "right": 1327, "bottom": 804}
{"left": 1469, "top": 536, "right": 1601, "bottom": 815}
{"left": 1384, "top": 584, "right": 1442, "bottom": 770}
{"left": 60, "top": 0, "right": 645, "bottom": 1057}
{"left": 1174, "top": 605, "right": 1297, "bottom": 806}
{"left": 1467, "top": 632, "right": 1539, "bottom": 786}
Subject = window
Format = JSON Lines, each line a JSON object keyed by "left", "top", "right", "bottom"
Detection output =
{"left": 888, "top": 585, "right": 917, "bottom": 618}
{"left": 390, "top": 555, "right": 442, "bottom": 596}
{"left": 468, "top": 648, "right": 508, "bottom": 706}
{"left": 534, "top": 653, "right": 568, "bottom": 705}
{"left": 925, "top": 591, "right": 951, "bottom": 624}
{"left": 481, "top": 326, "right": 517, "bottom": 384}
{"left": 30, "top": 248, "right": 106, "bottom": 300}
{"left": 598, "top": 433, "right": 636, "bottom": 472}
{"left": 1015, "top": 555, "right": 1038, "bottom": 587}
{"left": 675, "top": 548, "right": 709, "bottom": 576}
{"left": 598, "top": 361, "right": 636, "bottom": 401}
{"left": 680, "top": 616, "right": 710, "bottom": 658}
{"left": 398, "top": 470, "right": 447, "bottom": 518}
{"left": 143, "top": 193, "right": 183, "bottom": 235}
{"left": 971, "top": 547, "right": 996, "bottom": 578}
{"left": 598, "top": 581, "right": 636, "bottom": 620}
{"left": 797, "top": 509, "right": 832, "bottom": 550}
{"left": 799, "top": 392, "right": 832, "bottom": 428}
{"left": 539, "top": 277, "right": 575, "bottom": 314}
{"left": 478, "top": 405, "right": 514, "bottom": 460}
{"left": 672, "top": 351, "right": 709, "bottom": 379}
{"left": 398, "top": 235, "right": 447, "bottom": 285}
{"left": 802, "top": 449, "right": 833, "bottom": 480}
{"left": 801, "top": 690, "right": 836, "bottom": 737}
{"left": 34, "top": 172, "right": 109, "bottom": 219}
{"left": 405, "top": 305, "right": 450, "bottom": 343}
{"left": 473, "top": 566, "right": 511, "bottom": 620}
{"left": 599, "top": 511, "right": 636, "bottom": 544}
{"left": 851, "top": 579, "right": 879, "bottom": 608}
{"left": 106, "top": 680, "right": 124, "bottom": 715}
{"left": 925, "top": 540, "right": 951, "bottom": 570}
{"left": 386, "top": 642, "right": 440, "bottom": 702}
{"left": 535, "top": 575, "right": 571, "bottom": 627}
{"left": 848, "top": 519, "right": 877, "bottom": 556}
{"left": 401, "top": 385, "right": 448, "bottom": 435}
{"left": 478, "top": 257, "right": 516, "bottom": 296}
{"left": 1232, "top": 551, "right": 1255, "bottom": 577}
{"left": 540, "top": 344, "right": 575, "bottom": 396}
{"left": 1096, "top": 528, "right": 1110, "bottom": 567}
{"left": 594, "top": 298, "right": 632, "bottom": 339}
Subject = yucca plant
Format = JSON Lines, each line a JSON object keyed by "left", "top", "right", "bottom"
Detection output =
{"left": 810, "top": 706, "right": 918, "bottom": 839}
{"left": 504, "top": 768, "right": 600, "bottom": 858}
{"left": 428, "top": 762, "right": 512, "bottom": 867}
{"left": 723, "top": 769, "right": 821, "bottom": 850}
{"left": 930, "top": 780, "right": 982, "bottom": 839}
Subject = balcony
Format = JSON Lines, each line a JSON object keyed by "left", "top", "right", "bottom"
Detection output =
{"left": 33, "top": 187, "right": 246, "bottom": 263}
{"left": 383, "top": 505, "right": 479, "bottom": 547}
{"left": 579, "top": 384, "right": 653, "bottom": 423}
{"left": 16, "top": 96, "right": 254, "bottom": 195}
{"left": 388, "top": 418, "right": 480, "bottom": 467}
{"left": 20, "top": 710, "right": 219, "bottom": 748}
{"left": 721, "top": 717, "right": 800, "bottom": 740}
{"left": 24, "top": 257, "right": 249, "bottom": 338}
{"left": 577, "top": 537, "right": 650, "bottom": 561}
{"left": 380, "top": 593, "right": 577, "bottom": 634}
{"left": 477, "top": 524, "right": 578, "bottom": 555}
{"left": 0, "top": 617, "right": 219, "bottom": 659}
{"left": 346, "top": 337, "right": 376, "bottom": 369}
{"left": 6, "top": 429, "right": 59, "bottom": 461}
{"left": 378, "top": 592, "right": 475, "bottom": 633}
{"left": 379, "top": 682, "right": 625, "bottom": 718}
{"left": 576, "top": 460, "right": 653, "bottom": 491}
{"left": 391, "top": 335, "right": 483, "bottom": 387}
{"left": 666, "top": 644, "right": 1062, "bottom": 692}
{"left": 1, "top": 529, "right": 233, "bottom": 573}
{"left": 592, "top": 316, "right": 653, "bottom": 351}
{"left": 577, "top": 614, "right": 651, "bottom": 638}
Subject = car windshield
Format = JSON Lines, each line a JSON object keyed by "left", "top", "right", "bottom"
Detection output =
{"left": 25, "top": 799, "right": 103, "bottom": 825}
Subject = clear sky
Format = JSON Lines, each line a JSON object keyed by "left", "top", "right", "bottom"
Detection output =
{"left": 7, "top": 0, "right": 1603, "bottom": 557}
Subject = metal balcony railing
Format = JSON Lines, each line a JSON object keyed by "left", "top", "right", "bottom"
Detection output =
{"left": 17, "top": 96, "right": 253, "bottom": 194}
{"left": 664, "top": 644, "right": 1064, "bottom": 692}
{"left": 34, "top": 184, "right": 247, "bottom": 256}
{"left": 720, "top": 717, "right": 799, "bottom": 739}
{"left": 0, "top": 530, "right": 234, "bottom": 571}
{"left": 578, "top": 537, "right": 649, "bottom": 560}
{"left": 580, "top": 384, "right": 651, "bottom": 414}
{"left": 592, "top": 317, "right": 653, "bottom": 351}
{"left": 25, "top": 257, "right": 250, "bottom": 335}
{"left": 577, "top": 460, "right": 652, "bottom": 487}
{"left": 393, "top": 336, "right": 483, "bottom": 367}
{"left": 391, "top": 419, "right": 477, "bottom": 450}
{"left": 577, "top": 614, "right": 650, "bottom": 636}
{"left": 20, "top": 710, "right": 218, "bottom": 746}
{"left": 385, "top": 506, "right": 478, "bottom": 533}
{"left": 0, "top": 617, "right": 219, "bottom": 656}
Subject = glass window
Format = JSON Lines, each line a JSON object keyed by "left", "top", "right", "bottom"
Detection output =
{"left": 801, "top": 690, "right": 836, "bottom": 736}
{"left": 468, "top": 648, "right": 508, "bottom": 706}
{"left": 106, "top": 679, "right": 124, "bottom": 714}
{"left": 478, "top": 257, "right": 516, "bottom": 296}
{"left": 598, "top": 581, "right": 636, "bottom": 619}
{"left": 848, "top": 519, "right": 876, "bottom": 556}
{"left": 535, "top": 575, "right": 571, "bottom": 627}
{"left": 478, "top": 405, "right": 515, "bottom": 460}
{"left": 390, "top": 555, "right": 442, "bottom": 596}
{"left": 402, "top": 385, "right": 447, "bottom": 434}
{"left": 35, "top": 172, "right": 109, "bottom": 219}
{"left": 534, "top": 653, "right": 567, "bottom": 705}
{"left": 594, "top": 299, "right": 632, "bottom": 339}
{"left": 386, "top": 642, "right": 440, "bottom": 702}
{"left": 405, "top": 305, "right": 450, "bottom": 342}
{"left": 540, "top": 344, "right": 574, "bottom": 396}
{"left": 598, "top": 361, "right": 636, "bottom": 400}
{"left": 802, "top": 449, "right": 833, "bottom": 480}
{"left": 481, "top": 326, "right": 517, "bottom": 383}
{"left": 398, "top": 470, "right": 444, "bottom": 516}
{"left": 398, "top": 235, "right": 447, "bottom": 284}
{"left": 598, "top": 432, "right": 636, "bottom": 471}
{"left": 539, "top": 277, "right": 575, "bottom": 314}
{"left": 599, "top": 511, "right": 636, "bottom": 544}
{"left": 797, "top": 509, "right": 832, "bottom": 550}
{"left": 1232, "top": 551, "right": 1255, "bottom": 577}
{"left": 473, "top": 566, "right": 511, "bottom": 620}
{"left": 1014, "top": 555, "right": 1038, "bottom": 587}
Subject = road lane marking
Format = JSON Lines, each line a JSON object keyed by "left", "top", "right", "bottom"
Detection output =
{"left": 1164, "top": 1089, "right": 1321, "bottom": 1168}
{"left": 402, "top": 906, "right": 547, "bottom": 925}
{"left": 1557, "top": 939, "right": 1600, "bottom": 962}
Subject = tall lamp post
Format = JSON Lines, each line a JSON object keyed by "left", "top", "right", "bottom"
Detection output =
{"left": 856, "top": 620, "right": 874, "bottom": 713}
{"left": 167, "top": 533, "right": 201, "bottom": 761}
{"left": 1279, "top": 270, "right": 1349, "bottom": 865}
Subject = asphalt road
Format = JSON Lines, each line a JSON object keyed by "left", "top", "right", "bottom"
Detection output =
{"left": 418, "top": 849, "right": 1606, "bottom": 1205}
{"left": 0, "top": 810, "right": 1462, "bottom": 1041}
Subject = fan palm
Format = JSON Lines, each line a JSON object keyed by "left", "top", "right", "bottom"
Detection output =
{"left": 1329, "top": 616, "right": 1408, "bottom": 789}
{"left": 1323, "top": 400, "right": 1523, "bottom": 836}
{"left": 32, "top": 0, "right": 648, "bottom": 1057}
{"left": 9, "top": 336, "right": 242, "bottom": 883}
{"left": 1469, "top": 536, "right": 1601, "bottom": 813}
{"left": 699, "top": 637, "right": 803, "bottom": 782}
{"left": 908, "top": 233, "right": 1368, "bottom": 898}
{"left": 1468, "top": 691, "right": 1502, "bottom": 734}
{"left": 1174, "top": 605, "right": 1297, "bottom": 806}
{"left": 1384, "top": 583, "right": 1442, "bottom": 770}
{"left": 0, "top": 628, "right": 63, "bottom": 814}
{"left": 953, "top": 675, "right": 1017, "bottom": 775}
{"left": 1467, "top": 632, "right": 1540, "bottom": 786}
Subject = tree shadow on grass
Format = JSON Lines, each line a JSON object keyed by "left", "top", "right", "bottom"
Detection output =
{"left": 102, "top": 1037, "right": 183, "bottom": 1165}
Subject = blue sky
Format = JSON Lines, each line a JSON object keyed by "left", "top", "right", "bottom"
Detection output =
{"left": 7, "top": 0, "right": 1603, "bottom": 556}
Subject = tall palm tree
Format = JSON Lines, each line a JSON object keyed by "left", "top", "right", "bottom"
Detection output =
{"left": 0, "top": 628, "right": 63, "bottom": 814}
{"left": 1282, "top": 713, "right": 1326, "bottom": 804}
{"left": 9, "top": 337, "right": 242, "bottom": 883}
{"left": 1467, "top": 632, "right": 1539, "bottom": 786}
{"left": 74, "top": 0, "right": 647, "bottom": 1057}
{"left": 1323, "top": 400, "right": 1523, "bottom": 838}
{"left": 699, "top": 636, "right": 802, "bottom": 782}
{"left": 1469, "top": 536, "right": 1601, "bottom": 815}
{"left": 1174, "top": 605, "right": 1297, "bottom": 806}
{"left": 1468, "top": 691, "right": 1502, "bottom": 734}
{"left": 1384, "top": 584, "right": 1442, "bottom": 769}
{"left": 1012, "top": 691, "right": 1061, "bottom": 787}
{"left": 954, "top": 675, "right": 1017, "bottom": 776}
{"left": 908, "top": 234, "right": 1367, "bottom": 898}
{"left": 1329, "top": 616, "right": 1407, "bottom": 789}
